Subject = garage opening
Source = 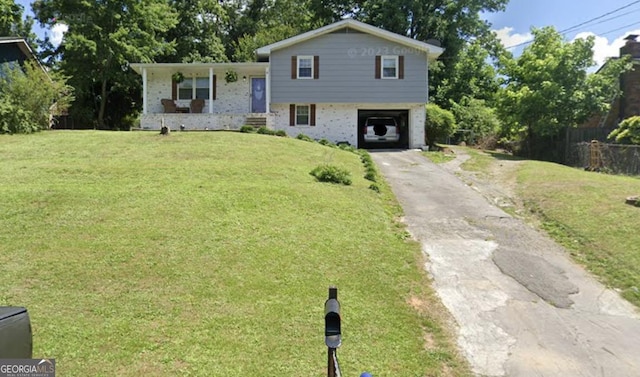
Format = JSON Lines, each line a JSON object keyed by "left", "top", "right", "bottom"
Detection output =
{"left": 358, "top": 110, "right": 409, "bottom": 149}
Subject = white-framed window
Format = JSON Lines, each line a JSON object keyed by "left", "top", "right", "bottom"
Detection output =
{"left": 297, "top": 56, "right": 313, "bottom": 79}
{"left": 178, "top": 77, "right": 210, "bottom": 100}
{"left": 296, "top": 105, "right": 310, "bottom": 125}
{"left": 381, "top": 55, "right": 398, "bottom": 79}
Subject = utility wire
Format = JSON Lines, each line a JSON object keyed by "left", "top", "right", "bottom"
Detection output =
{"left": 504, "top": 0, "right": 640, "bottom": 49}
{"left": 597, "top": 20, "right": 640, "bottom": 37}
{"left": 558, "top": 0, "right": 640, "bottom": 34}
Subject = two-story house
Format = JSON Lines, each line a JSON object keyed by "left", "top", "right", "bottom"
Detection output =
{"left": 131, "top": 19, "right": 443, "bottom": 148}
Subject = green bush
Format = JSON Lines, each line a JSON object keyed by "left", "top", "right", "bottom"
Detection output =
{"left": 257, "top": 126, "right": 275, "bottom": 135}
{"left": 296, "top": 133, "right": 314, "bottom": 142}
{"left": 425, "top": 103, "right": 457, "bottom": 147}
{"left": 369, "top": 183, "right": 381, "bottom": 193}
{"left": 240, "top": 125, "right": 257, "bottom": 133}
{"left": 310, "top": 164, "right": 352, "bottom": 185}
{"left": 338, "top": 143, "right": 355, "bottom": 152}
{"left": 609, "top": 116, "right": 640, "bottom": 144}
{"left": 364, "top": 170, "right": 377, "bottom": 182}
{"left": 0, "top": 98, "right": 34, "bottom": 133}
{"left": 450, "top": 98, "right": 500, "bottom": 145}
{"left": 318, "top": 138, "right": 336, "bottom": 147}
{"left": 275, "top": 130, "right": 287, "bottom": 137}
{"left": 0, "top": 61, "right": 73, "bottom": 134}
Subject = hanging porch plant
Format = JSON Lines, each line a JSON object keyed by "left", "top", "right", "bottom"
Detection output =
{"left": 225, "top": 70, "right": 238, "bottom": 83}
{"left": 172, "top": 72, "right": 185, "bottom": 83}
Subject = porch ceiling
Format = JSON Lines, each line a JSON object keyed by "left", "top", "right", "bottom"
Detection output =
{"left": 130, "top": 62, "right": 268, "bottom": 76}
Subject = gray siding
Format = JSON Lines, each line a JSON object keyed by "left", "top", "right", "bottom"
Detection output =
{"left": 270, "top": 31, "right": 428, "bottom": 104}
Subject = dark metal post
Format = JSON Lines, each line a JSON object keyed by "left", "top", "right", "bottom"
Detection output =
{"left": 325, "top": 286, "right": 341, "bottom": 377}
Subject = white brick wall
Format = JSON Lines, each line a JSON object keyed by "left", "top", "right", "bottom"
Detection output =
{"left": 145, "top": 71, "right": 256, "bottom": 114}
{"left": 140, "top": 114, "right": 273, "bottom": 131}
{"left": 270, "top": 103, "right": 426, "bottom": 148}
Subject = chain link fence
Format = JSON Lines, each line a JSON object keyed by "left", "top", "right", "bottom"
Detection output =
{"left": 567, "top": 142, "right": 640, "bottom": 176}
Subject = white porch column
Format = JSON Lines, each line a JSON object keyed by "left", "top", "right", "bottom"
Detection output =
{"left": 209, "top": 67, "right": 214, "bottom": 114}
{"left": 142, "top": 67, "right": 148, "bottom": 115}
{"left": 265, "top": 66, "right": 271, "bottom": 113}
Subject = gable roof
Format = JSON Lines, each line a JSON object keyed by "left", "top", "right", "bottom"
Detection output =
{"left": 256, "top": 19, "right": 444, "bottom": 61}
{"left": 0, "top": 37, "right": 38, "bottom": 61}
{"left": 0, "top": 37, "right": 47, "bottom": 74}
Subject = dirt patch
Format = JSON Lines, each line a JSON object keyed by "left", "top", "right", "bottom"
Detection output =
{"left": 441, "top": 148, "right": 525, "bottom": 216}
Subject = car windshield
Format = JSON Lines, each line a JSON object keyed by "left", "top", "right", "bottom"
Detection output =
{"left": 368, "top": 118, "right": 394, "bottom": 126}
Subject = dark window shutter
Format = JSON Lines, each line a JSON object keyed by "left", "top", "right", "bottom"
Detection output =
{"left": 290, "top": 104, "right": 296, "bottom": 126}
{"left": 291, "top": 56, "right": 297, "bottom": 79}
{"left": 212, "top": 75, "right": 217, "bottom": 100}
{"left": 310, "top": 104, "right": 316, "bottom": 126}
{"left": 314, "top": 56, "right": 319, "bottom": 79}
{"left": 398, "top": 56, "right": 404, "bottom": 79}
{"left": 172, "top": 79, "right": 177, "bottom": 100}
{"left": 375, "top": 56, "right": 381, "bottom": 79}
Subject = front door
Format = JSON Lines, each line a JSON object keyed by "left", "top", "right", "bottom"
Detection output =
{"left": 251, "top": 77, "right": 266, "bottom": 113}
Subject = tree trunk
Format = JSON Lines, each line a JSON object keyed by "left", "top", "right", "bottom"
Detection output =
{"left": 98, "top": 78, "right": 108, "bottom": 129}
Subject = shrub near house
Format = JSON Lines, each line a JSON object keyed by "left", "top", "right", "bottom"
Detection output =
{"left": 0, "top": 61, "right": 72, "bottom": 134}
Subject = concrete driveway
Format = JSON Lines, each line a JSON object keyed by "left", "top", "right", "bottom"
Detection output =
{"left": 370, "top": 150, "right": 640, "bottom": 377}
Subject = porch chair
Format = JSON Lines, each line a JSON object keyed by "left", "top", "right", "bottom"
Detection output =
{"left": 190, "top": 98, "right": 205, "bottom": 113}
{"left": 161, "top": 99, "right": 177, "bottom": 113}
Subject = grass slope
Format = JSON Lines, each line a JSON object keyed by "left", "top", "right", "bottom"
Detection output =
{"left": 0, "top": 131, "right": 468, "bottom": 376}
{"left": 460, "top": 148, "right": 640, "bottom": 306}
{"left": 516, "top": 160, "right": 640, "bottom": 305}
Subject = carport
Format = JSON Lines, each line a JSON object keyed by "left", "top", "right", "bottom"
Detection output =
{"left": 358, "top": 109, "right": 409, "bottom": 149}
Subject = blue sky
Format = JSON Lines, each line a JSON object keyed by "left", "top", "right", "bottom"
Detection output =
{"left": 16, "top": 0, "right": 640, "bottom": 68}
{"left": 484, "top": 0, "right": 640, "bottom": 68}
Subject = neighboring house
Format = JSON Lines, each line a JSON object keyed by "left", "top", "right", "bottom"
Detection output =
{"left": 581, "top": 35, "right": 640, "bottom": 129}
{"left": 131, "top": 19, "right": 444, "bottom": 148}
{"left": 0, "top": 37, "right": 43, "bottom": 73}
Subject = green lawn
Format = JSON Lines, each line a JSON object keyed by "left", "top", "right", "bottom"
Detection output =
{"left": 461, "top": 148, "right": 640, "bottom": 306}
{"left": 0, "top": 131, "right": 469, "bottom": 376}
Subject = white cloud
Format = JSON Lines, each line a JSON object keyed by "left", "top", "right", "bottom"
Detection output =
{"left": 49, "top": 23, "right": 69, "bottom": 47}
{"left": 573, "top": 30, "right": 640, "bottom": 70}
{"left": 493, "top": 27, "right": 533, "bottom": 50}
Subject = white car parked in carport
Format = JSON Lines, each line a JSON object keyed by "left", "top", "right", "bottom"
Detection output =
{"left": 362, "top": 117, "right": 400, "bottom": 142}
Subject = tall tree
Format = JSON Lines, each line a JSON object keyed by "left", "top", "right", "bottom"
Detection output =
{"left": 0, "top": 0, "right": 35, "bottom": 42}
{"left": 32, "top": 0, "right": 177, "bottom": 129}
{"left": 224, "top": 0, "right": 319, "bottom": 60}
{"left": 161, "top": 0, "right": 227, "bottom": 63}
{"left": 355, "top": 0, "right": 509, "bottom": 101}
{"left": 435, "top": 39, "right": 500, "bottom": 107}
{"left": 497, "top": 27, "right": 630, "bottom": 154}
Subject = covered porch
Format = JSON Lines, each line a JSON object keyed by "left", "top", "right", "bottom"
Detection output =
{"left": 130, "top": 62, "right": 272, "bottom": 130}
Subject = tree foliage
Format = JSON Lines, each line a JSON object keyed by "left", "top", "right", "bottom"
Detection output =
{"left": 33, "top": 0, "right": 177, "bottom": 129}
{"left": 0, "top": 61, "right": 73, "bottom": 133}
{"left": 496, "top": 27, "right": 630, "bottom": 145}
{"left": 450, "top": 97, "right": 500, "bottom": 144}
{"left": 160, "top": 0, "right": 227, "bottom": 63}
{"left": 436, "top": 39, "right": 500, "bottom": 107}
{"left": 609, "top": 116, "right": 640, "bottom": 144}
{"left": 425, "top": 103, "right": 456, "bottom": 147}
{"left": 0, "top": 0, "right": 34, "bottom": 40}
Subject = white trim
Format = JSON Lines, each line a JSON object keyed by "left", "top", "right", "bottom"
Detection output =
{"left": 266, "top": 67, "right": 271, "bottom": 113}
{"left": 297, "top": 56, "right": 314, "bottom": 79}
{"left": 142, "top": 68, "right": 148, "bottom": 115}
{"left": 381, "top": 55, "right": 398, "bottom": 79}
{"left": 256, "top": 19, "right": 444, "bottom": 61}
{"left": 129, "top": 62, "right": 268, "bottom": 74}
{"left": 209, "top": 68, "right": 214, "bottom": 113}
